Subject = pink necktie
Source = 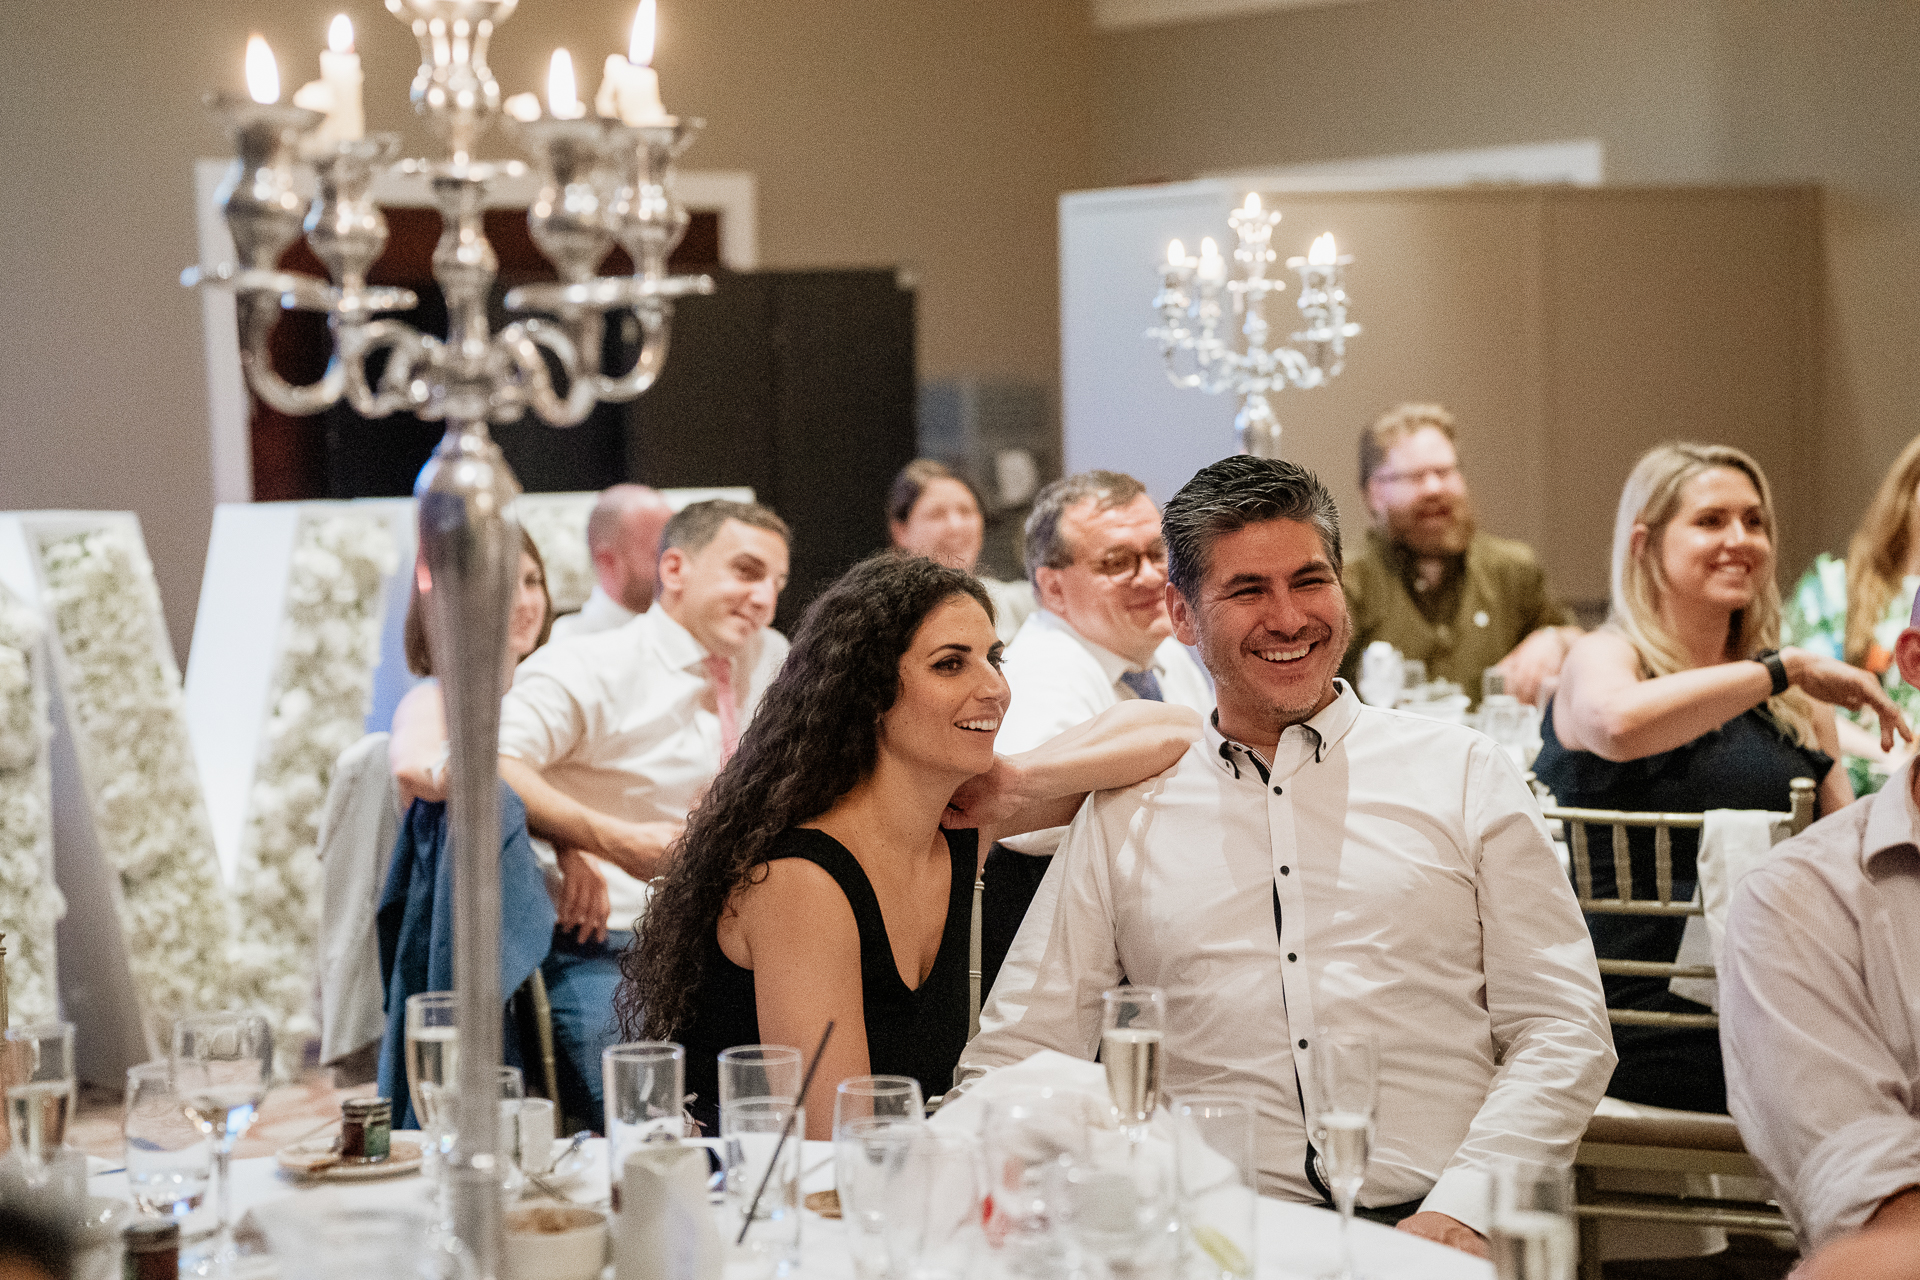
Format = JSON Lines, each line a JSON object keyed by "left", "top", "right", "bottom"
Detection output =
{"left": 706, "top": 655, "right": 740, "bottom": 763}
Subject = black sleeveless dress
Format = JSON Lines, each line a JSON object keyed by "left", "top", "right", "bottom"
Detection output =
{"left": 1532, "top": 701, "right": 1830, "bottom": 1113}
{"left": 678, "top": 826, "right": 976, "bottom": 1135}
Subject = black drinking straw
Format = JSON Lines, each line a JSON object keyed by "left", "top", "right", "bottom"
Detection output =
{"left": 737, "top": 1019, "right": 835, "bottom": 1245}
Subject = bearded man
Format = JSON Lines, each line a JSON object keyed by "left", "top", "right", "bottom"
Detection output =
{"left": 1339, "top": 403, "right": 1578, "bottom": 704}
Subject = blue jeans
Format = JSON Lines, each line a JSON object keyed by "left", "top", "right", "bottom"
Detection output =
{"left": 540, "top": 928, "right": 632, "bottom": 1133}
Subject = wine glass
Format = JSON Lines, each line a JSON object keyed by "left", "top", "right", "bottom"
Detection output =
{"left": 1101, "top": 985, "right": 1165, "bottom": 1139}
{"left": 4, "top": 1021, "right": 75, "bottom": 1187}
{"left": 1305, "top": 1031, "right": 1378, "bottom": 1280}
{"left": 405, "top": 992, "right": 459, "bottom": 1175}
{"left": 171, "top": 1012, "right": 272, "bottom": 1269}
{"left": 125, "top": 1060, "right": 212, "bottom": 1230}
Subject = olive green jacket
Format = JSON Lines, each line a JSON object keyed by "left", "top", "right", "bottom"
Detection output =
{"left": 1339, "top": 528, "right": 1568, "bottom": 695}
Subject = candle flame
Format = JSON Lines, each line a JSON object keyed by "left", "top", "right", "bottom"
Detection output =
{"left": 1308, "top": 232, "right": 1338, "bottom": 266}
{"left": 1200, "top": 237, "right": 1219, "bottom": 259}
{"left": 1243, "top": 193, "right": 1261, "bottom": 213}
{"left": 547, "top": 48, "right": 585, "bottom": 118}
{"left": 328, "top": 14, "right": 354, "bottom": 54}
{"left": 1167, "top": 239, "right": 1185, "bottom": 266}
{"left": 245, "top": 35, "right": 280, "bottom": 104}
{"left": 630, "top": 0, "right": 657, "bottom": 68}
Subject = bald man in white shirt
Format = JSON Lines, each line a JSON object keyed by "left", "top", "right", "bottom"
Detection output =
{"left": 959, "top": 455, "right": 1612, "bottom": 1257}
{"left": 551, "top": 484, "right": 675, "bottom": 641}
{"left": 498, "top": 498, "right": 791, "bottom": 1122}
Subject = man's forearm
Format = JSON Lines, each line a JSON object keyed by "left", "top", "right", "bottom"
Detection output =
{"left": 498, "top": 755, "right": 607, "bottom": 855}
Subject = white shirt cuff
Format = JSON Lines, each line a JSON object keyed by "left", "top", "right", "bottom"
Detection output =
{"left": 1418, "top": 1166, "right": 1492, "bottom": 1238}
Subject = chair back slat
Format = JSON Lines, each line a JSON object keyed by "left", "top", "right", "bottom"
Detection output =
{"left": 1653, "top": 823, "right": 1674, "bottom": 905}
{"left": 1569, "top": 821, "right": 1594, "bottom": 902}
{"left": 1611, "top": 822, "right": 1634, "bottom": 905}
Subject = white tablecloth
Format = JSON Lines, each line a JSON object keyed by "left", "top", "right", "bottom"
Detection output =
{"left": 87, "top": 1140, "right": 1492, "bottom": 1280}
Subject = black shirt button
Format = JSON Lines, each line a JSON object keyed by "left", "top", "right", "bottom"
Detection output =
{"left": 1272, "top": 785, "right": 1282, "bottom": 795}
{"left": 1280, "top": 866, "right": 1291, "bottom": 875}
{"left": 1287, "top": 953, "right": 1297, "bottom": 962}
{"left": 1298, "top": 1038, "right": 1309, "bottom": 1049}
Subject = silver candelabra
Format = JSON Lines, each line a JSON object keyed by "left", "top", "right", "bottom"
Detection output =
{"left": 1149, "top": 194, "right": 1360, "bottom": 458}
{"left": 183, "top": 3, "right": 711, "bottom": 1275}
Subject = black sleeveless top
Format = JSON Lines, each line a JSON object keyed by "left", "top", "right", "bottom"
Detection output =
{"left": 678, "top": 826, "right": 976, "bottom": 1135}
{"left": 1532, "top": 700, "right": 1829, "bottom": 1111}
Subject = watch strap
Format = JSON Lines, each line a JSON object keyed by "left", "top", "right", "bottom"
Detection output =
{"left": 1756, "top": 649, "right": 1790, "bottom": 696}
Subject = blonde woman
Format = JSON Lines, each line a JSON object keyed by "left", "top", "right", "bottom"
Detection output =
{"left": 1535, "top": 442, "right": 1907, "bottom": 1113}
{"left": 1783, "top": 433, "right": 1920, "bottom": 793}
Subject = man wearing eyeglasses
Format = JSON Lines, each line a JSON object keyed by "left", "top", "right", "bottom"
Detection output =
{"left": 977, "top": 470, "right": 1214, "bottom": 1002}
{"left": 1341, "top": 403, "right": 1579, "bottom": 705}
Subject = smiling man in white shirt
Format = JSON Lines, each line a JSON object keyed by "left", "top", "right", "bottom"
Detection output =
{"left": 980, "top": 471, "right": 1214, "bottom": 993}
{"left": 958, "top": 455, "right": 1613, "bottom": 1256}
{"left": 497, "top": 498, "right": 791, "bottom": 1123}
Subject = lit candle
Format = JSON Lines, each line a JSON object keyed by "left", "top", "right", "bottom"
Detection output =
{"left": 1166, "top": 238, "right": 1186, "bottom": 271}
{"left": 1308, "top": 233, "right": 1338, "bottom": 266}
{"left": 1197, "top": 236, "right": 1225, "bottom": 285}
{"left": 503, "top": 92, "right": 544, "bottom": 123}
{"left": 547, "top": 49, "right": 587, "bottom": 119}
{"left": 597, "top": 0, "right": 671, "bottom": 125}
{"left": 1243, "top": 193, "right": 1261, "bottom": 213}
{"left": 245, "top": 34, "right": 281, "bottom": 105}
{"left": 319, "top": 16, "right": 364, "bottom": 141}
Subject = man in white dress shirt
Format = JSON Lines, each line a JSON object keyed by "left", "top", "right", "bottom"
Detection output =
{"left": 959, "top": 455, "right": 1612, "bottom": 1255}
{"left": 498, "top": 498, "right": 791, "bottom": 1120}
{"left": 981, "top": 470, "right": 1213, "bottom": 994}
{"left": 550, "top": 484, "right": 675, "bottom": 641}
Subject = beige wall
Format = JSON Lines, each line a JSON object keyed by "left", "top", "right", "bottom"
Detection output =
{"left": 1091, "top": 0, "right": 1920, "bottom": 591}
{"left": 0, "top": 0, "right": 1095, "bottom": 657}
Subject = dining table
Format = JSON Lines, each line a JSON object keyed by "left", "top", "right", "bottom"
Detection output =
{"left": 81, "top": 1138, "right": 1494, "bottom": 1280}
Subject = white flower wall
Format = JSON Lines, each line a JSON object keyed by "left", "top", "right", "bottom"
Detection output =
{"left": 0, "top": 586, "right": 62, "bottom": 1024}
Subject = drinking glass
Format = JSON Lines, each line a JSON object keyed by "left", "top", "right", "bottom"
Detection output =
{"left": 833, "top": 1076, "right": 925, "bottom": 1280}
{"left": 603, "top": 1042, "right": 687, "bottom": 1196}
{"left": 496, "top": 1065, "right": 525, "bottom": 1200}
{"left": 4, "top": 1021, "right": 75, "bottom": 1187}
{"left": 1304, "top": 1031, "right": 1378, "bottom": 1280}
{"left": 125, "top": 1060, "right": 213, "bottom": 1230}
{"left": 902, "top": 1131, "right": 985, "bottom": 1280}
{"left": 1101, "top": 986, "right": 1166, "bottom": 1138}
{"left": 517, "top": 1097, "right": 557, "bottom": 1176}
{"left": 1488, "top": 1164, "right": 1575, "bottom": 1280}
{"left": 1052, "top": 1138, "right": 1179, "bottom": 1280}
{"left": 171, "top": 1011, "right": 272, "bottom": 1266}
{"left": 718, "top": 1046, "right": 804, "bottom": 1276}
{"left": 1171, "top": 1095, "right": 1256, "bottom": 1280}
{"left": 405, "top": 991, "right": 460, "bottom": 1172}
{"left": 979, "top": 1089, "right": 1097, "bottom": 1279}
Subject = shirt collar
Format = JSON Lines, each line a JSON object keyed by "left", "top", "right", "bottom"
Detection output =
{"left": 1203, "top": 679, "right": 1363, "bottom": 782}
{"left": 1032, "top": 608, "right": 1157, "bottom": 680}
{"left": 645, "top": 602, "right": 716, "bottom": 672}
{"left": 1861, "top": 757, "right": 1920, "bottom": 875}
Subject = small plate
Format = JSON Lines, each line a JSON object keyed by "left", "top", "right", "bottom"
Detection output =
{"left": 276, "top": 1131, "right": 426, "bottom": 1181}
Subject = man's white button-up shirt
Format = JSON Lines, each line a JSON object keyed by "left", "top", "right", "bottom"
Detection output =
{"left": 499, "top": 604, "right": 788, "bottom": 929}
{"left": 959, "top": 682, "right": 1614, "bottom": 1234}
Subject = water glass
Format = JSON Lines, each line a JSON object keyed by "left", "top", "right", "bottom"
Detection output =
{"left": 980, "top": 1089, "right": 1097, "bottom": 1278}
{"left": 172, "top": 1010, "right": 273, "bottom": 1271}
{"left": 834, "top": 1076, "right": 925, "bottom": 1280}
{"left": 1489, "top": 1164, "right": 1576, "bottom": 1280}
{"left": 1171, "top": 1096, "right": 1256, "bottom": 1280}
{"left": 604, "top": 1042, "right": 687, "bottom": 1192}
{"left": 125, "top": 1060, "right": 213, "bottom": 1230}
{"left": 1100, "top": 986, "right": 1166, "bottom": 1134}
{"left": 3, "top": 1021, "right": 75, "bottom": 1185}
{"left": 1305, "top": 1031, "right": 1378, "bottom": 1280}
{"left": 517, "top": 1097, "right": 557, "bottom": 1176}
{"left": 718, "top": 1047, "right": 804, "bottom": 1274}
{"left": 901, "top": 1131, "right": 985, "bottom": 1280}
{"left": 496, "top": 1065, "right": 525, "bottom": 1200}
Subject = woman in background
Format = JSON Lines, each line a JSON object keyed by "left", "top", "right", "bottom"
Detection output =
{"left": 1783, "top": 433, "right": 1920, "bottom": 793}
{"left": 1536, "top": 442, "right": 1905, "bottom": 1112}
{"left": 888, "top": 459, "right": 1035, "bottom": 642}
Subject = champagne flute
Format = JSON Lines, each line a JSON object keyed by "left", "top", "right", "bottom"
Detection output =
{"left": 1305, "top": 1031, "right": 1378, "bottom": 1280}
{"left": 1101, "top": 985, "right": 1165, "bottom": 1139}
{"left": 405, "top": 991, "right": 460, "bottom": 1175}
{"left": 4, "top": 1021, "right": 75, "bottom": 1187}
{"left": 171, "top": 1012, "right": 272, "bottom": 1269}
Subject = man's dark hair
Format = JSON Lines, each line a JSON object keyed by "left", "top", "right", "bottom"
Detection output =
{"left": 1022, "top": 470, "right": 1149, "bottom": 584}
{"left": 1162, "top": 455, "right": 1343, "bottom": 599}
{"left": 661, "top": 499, "right": 791, "bottom": 558}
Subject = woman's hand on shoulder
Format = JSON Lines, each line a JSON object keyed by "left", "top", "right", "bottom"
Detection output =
{"left": 1782, "top": 647, "right": 1914, "bottom": 752}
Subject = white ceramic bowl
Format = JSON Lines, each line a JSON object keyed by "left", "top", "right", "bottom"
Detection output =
{"left": 504, "top": 1204, "right": 608, "bottom": 1280}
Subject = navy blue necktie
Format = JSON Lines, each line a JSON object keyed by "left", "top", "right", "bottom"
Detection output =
{"left": 1119, "top": 669, "right": 1165, "bottom": 702}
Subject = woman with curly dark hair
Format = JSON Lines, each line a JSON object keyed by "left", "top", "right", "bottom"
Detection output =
{"left": 619, "top": 552, "right": 1198, "bottom": 1136}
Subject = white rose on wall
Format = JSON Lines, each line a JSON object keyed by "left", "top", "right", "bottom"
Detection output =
{"left": 0, "top": 590, "right": 61, "bottom": 1024}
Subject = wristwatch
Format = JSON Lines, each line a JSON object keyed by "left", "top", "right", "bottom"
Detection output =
{"left": 1755, "top": 648, "right": 1790, "bottom": 696}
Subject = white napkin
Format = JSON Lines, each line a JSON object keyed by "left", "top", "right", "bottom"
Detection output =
{"left": 1668, "top": 809, "right": 1784, "bottom": 1010}
{"left": 930, "top": 1049, "right": 1113, "bottom": 1140}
